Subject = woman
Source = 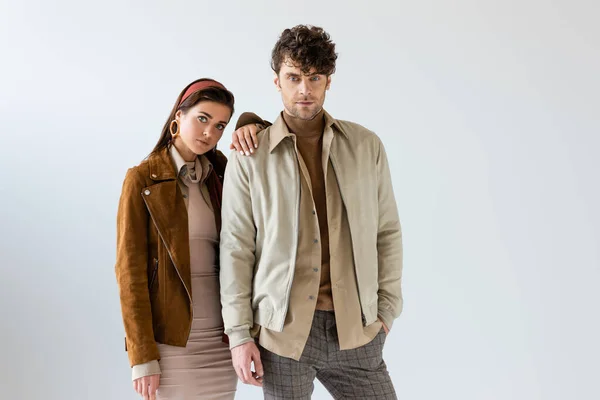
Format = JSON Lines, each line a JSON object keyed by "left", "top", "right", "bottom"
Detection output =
{"left": 115, "top": 78, "right": 258, "bottom": 400}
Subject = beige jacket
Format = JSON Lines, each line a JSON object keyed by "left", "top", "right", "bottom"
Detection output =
{"left": 219, "top": 111, "right": 403, "bottom": 348}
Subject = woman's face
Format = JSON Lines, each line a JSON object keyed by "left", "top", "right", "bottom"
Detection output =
{"left": 175, "top": 101, "right": 231, "bottom": 155}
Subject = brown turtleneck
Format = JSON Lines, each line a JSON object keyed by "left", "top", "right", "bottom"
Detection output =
{"left": 282, "top": 109, "right": 334, "bottom": 311}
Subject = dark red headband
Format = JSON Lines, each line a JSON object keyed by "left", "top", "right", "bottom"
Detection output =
{"left": 180, "top": 79, "right": 227, "bottom": 105}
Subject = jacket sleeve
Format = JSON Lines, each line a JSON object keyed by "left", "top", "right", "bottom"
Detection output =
{"left": 219, "top": 151, "right": 257, "bottom": 349}
{"left": 375, "top": 139, "right": 404, "bottom": 330}
{"left": 234, "top": 112, "right": 273, "bottom": 130}
{"left": 115, "top": 168, "right": 160, "bottom": 366}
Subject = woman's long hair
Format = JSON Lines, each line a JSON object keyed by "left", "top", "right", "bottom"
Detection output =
{"left": 150, "top": 79, "right": 234, "bottom": 233}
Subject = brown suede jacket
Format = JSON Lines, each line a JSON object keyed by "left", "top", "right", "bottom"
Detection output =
{"left": 115, "top": 146, "right": 227, "bottom": 367}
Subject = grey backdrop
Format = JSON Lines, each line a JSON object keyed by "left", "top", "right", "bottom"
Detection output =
{"left": 1, "top": 0, "right": 599, "bottom": 399}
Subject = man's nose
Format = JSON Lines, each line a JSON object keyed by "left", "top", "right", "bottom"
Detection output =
{"left": 298, "top": 79, "right": 311, "bottom": 96}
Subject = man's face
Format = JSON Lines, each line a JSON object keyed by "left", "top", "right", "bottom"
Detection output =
{"left": 274, "top": 58, "right": 331, "bottom": 120}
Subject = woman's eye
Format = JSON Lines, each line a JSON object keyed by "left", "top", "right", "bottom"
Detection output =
{"left": 198, "top": 116, "right": 208, "bottom": 123}
{"left": 216, "top": 124, "right": 225, "bottom": 131}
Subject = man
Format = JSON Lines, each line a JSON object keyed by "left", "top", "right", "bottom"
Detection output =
{"left": 220, "top": 25, "right": 403, "bottom": 399}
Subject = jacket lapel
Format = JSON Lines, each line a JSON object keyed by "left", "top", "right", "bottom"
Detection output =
{"left": 142, "top": 149, "right": 192, "bottom": 300}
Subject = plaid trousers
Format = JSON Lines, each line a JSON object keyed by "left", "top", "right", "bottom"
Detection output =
{"left": 259, "top": 310, "right": 397, "bottom": 399}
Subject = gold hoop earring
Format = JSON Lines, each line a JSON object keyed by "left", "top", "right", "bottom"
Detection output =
{"left": 169, "top": 120, "right": 179, "bottom": 139}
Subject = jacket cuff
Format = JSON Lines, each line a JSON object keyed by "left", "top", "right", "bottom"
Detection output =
{"left": 227, "top": 329, "right": 254, "bottom": 350}
{"left": 378, "top": 306, "right": 396, "bottom": 331}
{"left": 132, "top": 359, "right": 161, "bottom": 381}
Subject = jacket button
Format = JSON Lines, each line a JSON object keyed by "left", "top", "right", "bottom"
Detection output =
{"left": 144, "top": 190, "right": 151, "bottom": 195}
{"left": 151, "top": 173, "right": 157, "bottom": 178}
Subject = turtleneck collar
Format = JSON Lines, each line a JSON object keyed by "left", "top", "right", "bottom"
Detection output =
{"left": 168, "top": 144, "right": 212, "bottom": 184}
{"left": 282, "top": 108, "right": 325, "bottom": 138}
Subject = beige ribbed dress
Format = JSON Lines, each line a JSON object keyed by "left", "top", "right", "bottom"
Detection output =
{"left": 156, "top": 159, "right": 237, "bottom": 400}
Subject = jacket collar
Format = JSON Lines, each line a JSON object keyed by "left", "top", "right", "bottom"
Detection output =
{"left": 147, "top": 146, "right": 213, "bottom": 182}
{"left": 148, "top": 146, "right": 178, "bottom": 181}
{"left": 268, "top": 109, "right": 347, "bottom": 153}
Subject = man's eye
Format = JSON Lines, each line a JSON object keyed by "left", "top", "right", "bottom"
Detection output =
{"left": 311, "top": 76, "right": 320, "bottom": 81}
{"left": 289, "top": 76, "right": 298, "bottom": 82}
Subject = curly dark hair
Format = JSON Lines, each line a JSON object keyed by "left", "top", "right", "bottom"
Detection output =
{"left": 271, "top": 25, "right": 338, "bottom": 76}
